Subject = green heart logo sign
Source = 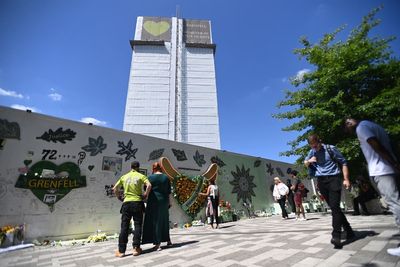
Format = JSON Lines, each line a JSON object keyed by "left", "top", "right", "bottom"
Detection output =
{"left": 143, "top": 21, "right": 170, "bottom": 37}
{"left": 15, "top": 161, "right": 86, "bottom": 211}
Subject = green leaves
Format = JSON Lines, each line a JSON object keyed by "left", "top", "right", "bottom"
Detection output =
{"left": 274, "top": 6, "right": 400, "bottom": 173}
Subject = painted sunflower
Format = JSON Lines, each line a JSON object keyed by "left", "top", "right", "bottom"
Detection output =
{"left": 230, "top": 165, "right": 256, "bottom": 203}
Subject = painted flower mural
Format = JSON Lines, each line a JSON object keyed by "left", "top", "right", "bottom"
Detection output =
{"left": 230, "top": 165, "right": 256, "bottom": 203}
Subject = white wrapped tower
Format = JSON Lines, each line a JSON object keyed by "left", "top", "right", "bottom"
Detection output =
{"left": 123, "top": 16, "right": 221, "bottom": 149}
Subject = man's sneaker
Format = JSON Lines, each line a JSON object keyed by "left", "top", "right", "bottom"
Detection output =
{"left": 300, "top": 218, "right": 307, "bottom": 221}
{"left": 387, "top": 247, "right": 400, "bottom": 257}
{"left": 133, "top": 247, "right": 142, "bottom": 256}
{"left": 115, "top": 251, "right": 125, "bottom": 258}
{"left": 330, "top": 237, "right": 343, "bottom": 249}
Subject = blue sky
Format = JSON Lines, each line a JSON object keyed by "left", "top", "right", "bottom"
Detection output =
{"left": 1, "top": 0, "right": 399, "bottom": 164}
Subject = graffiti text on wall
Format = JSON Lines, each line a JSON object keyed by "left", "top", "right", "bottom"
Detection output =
{"left": 36, "top": 128, "right": 76, "bottom": 143}
{"left": 0, "top": 119, "right": 21, "bottom": 139}
{"left": 15, "top": 160, "right": 86, "bottom": 211}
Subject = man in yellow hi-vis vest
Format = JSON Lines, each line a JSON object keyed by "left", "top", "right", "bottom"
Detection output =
{"left": 113, "top": 161, "right": 152, "bottom": 257}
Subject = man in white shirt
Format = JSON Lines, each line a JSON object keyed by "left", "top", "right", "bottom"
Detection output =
{"left": 345, "top": 118, "right": 400, "bottom": 256}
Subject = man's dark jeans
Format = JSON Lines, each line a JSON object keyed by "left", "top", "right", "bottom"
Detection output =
{"left": 318, "top": 176, "right": 352, "bottom": 238}
{"left": 118, "top": 201, "right": 144, "bottom": 253}
{"left": 287, "top": 192, "right": 296, "bottom": 213}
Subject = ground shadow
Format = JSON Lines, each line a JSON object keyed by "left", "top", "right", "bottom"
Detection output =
{"left": 138, "top": 240, "right": 199, "bottom": 255}
{"left": 218, "top": 225, "right": 235, "bottom": 229}
{"left": 342, "top": 230, "right": 378, "bottom": 246}
{"left": 304, "top": 218, "right": 320, "bottom": 221}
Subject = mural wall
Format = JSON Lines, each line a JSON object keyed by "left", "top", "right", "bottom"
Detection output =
{"left": 0, "top": 106, "right": 294, "bottom": 240}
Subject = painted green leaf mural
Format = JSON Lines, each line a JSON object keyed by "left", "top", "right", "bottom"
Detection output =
{"left": 172, "top": 149, "right": 187, "bottom": 161}
{"left": 193, "top": 150, "right": 206, "bottom": 167}
{"left": 148, "top": 148, "right": 164, "bottom": 161}
{"left": 81, "top": 136, "right": 107, "bottom": 156}
{"left": 117, "top": 140, "right": 138, "bottom": 161}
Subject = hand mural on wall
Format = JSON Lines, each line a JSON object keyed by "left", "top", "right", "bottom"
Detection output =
{"left": 160, "top": 157, "right": 218, "bottom": 218}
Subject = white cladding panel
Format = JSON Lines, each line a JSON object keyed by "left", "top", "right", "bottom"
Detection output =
{"left": 123, "top": 44, "right": 172, "bottom": 139}
{"left": 123, "top": 17, "right": 220, "bottom": 149}
{"left": 180, "top": 46, "right": 220, "bottom": 149}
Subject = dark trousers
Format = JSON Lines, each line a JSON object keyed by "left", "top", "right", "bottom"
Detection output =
{"left": 287, "top": 193, "right": 296, "bottom": 213}
{"left": 353, "top": 197, "right": 369, "bottom": 214}
{"left": 318, "top": 176, "right": 352, "bottom": 238}
{"left": 210, "top": 195, "right": 220, "bottom": 226}
{"left": 277, "top": 196, "right": 288, "bottom": 218}
{"left": 118, "top": 201, "right": 144, "bottom": 253}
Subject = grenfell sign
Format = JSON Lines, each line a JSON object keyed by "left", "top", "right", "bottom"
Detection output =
{"left": 15, "top": 161, "right": 86, "bottom": 211}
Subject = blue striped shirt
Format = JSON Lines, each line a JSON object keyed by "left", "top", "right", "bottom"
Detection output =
{"left": 305, "top": 144, "right": 347, "bottom": 177}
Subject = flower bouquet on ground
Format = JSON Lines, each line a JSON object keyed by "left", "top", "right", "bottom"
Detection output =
{"left": 219, "top": 200, "right": 234, "bottom": 223}
{"left": 0, "top": 224, "right": 25, "bottom": 247}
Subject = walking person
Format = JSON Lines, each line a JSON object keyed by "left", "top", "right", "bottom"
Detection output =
{"left": 304, "top": 134, "right": 354, "bottom": 248}
{"left": 113, "top": 161, "right": 152, "bottom": 257}
{"left": 199, "top": 179, "right": 220, "bottom": 229}
{"left": 289, "top": 170, "right": 307, "bottom": 221}
{"left": 142, "top": 162, "right": 173, "bottom": 251}
{"left": 345, "top": 118, "right": 400, "bottom": 256}
{"left": 272, "top": 177, "right": 289, "bottom": 219}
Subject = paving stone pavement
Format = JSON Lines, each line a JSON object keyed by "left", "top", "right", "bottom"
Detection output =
{"left": 1, "top": 213, "right": 400, "bottom": 267}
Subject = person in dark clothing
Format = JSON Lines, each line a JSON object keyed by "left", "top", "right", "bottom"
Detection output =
{"left": 113, "top": 161, "right": 152, "bottom": 257}
{"left": 304, "top": 134, "right": 354, "bottom": 249}
{"left": 142, "top": 162, "right": 172, "bottom": 251}
{"left": 286, "top": 179, "right": 296, "bottom": 214}
{"left": 352, "top": 175, "right": 376, "bottom": 216}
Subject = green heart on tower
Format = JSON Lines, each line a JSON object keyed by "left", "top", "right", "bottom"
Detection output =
{"left": 15, "top": 160, "right": 86, "bottom": 211}
{"left": 143, "top": 21, "right": 170, "bottom": 37}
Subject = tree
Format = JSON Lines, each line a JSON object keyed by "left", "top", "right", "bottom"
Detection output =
{"left": 274, "top": 7, "right": 400, "bottom": 175}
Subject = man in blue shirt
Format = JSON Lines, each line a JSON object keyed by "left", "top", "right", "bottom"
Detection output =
{"left": 304, "top": 134, "right": 354, "bottom": 249}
